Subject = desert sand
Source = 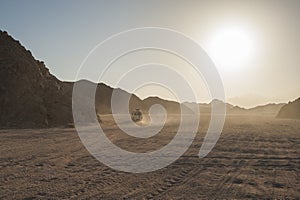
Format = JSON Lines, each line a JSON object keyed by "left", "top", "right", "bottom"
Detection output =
{"left": 1, "top": 115, "right": 299, "bottom": 199}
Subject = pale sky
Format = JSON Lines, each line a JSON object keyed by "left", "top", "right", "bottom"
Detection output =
{"left": 0, "top": 0, "right": 299, "bottom": 108}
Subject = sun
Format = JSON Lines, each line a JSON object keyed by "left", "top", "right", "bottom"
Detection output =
{"left": 207, "top": 27, "right": 254, "bottom": 70}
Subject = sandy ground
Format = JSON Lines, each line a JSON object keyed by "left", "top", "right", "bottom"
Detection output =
{"left": 1, "top": 115, "right": 300, "bottom": 199}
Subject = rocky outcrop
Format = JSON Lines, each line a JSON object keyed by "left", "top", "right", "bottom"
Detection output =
{"left": 0, "top": 30, "right": 73, "bottom": 128}
{"left": 277, "top": 98, "right": 300, "bottom": 119}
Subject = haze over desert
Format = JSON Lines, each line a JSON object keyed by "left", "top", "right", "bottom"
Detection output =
{"left": 1, "top": 1, "right": 300, "bottom": 199}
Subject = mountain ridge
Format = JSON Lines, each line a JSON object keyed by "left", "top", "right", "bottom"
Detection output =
{"left": 0, "top": 30, "right": 296, "bottom": 128}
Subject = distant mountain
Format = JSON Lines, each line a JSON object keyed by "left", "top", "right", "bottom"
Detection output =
{"left": 227, "top": 94, "right": 285, "bottom": 109}
{"left": 276, "top": 98, "right": 300, "bottom": 119}
{"left": 228, "top": 103, "right": 285, "bottom": 116}
{"left": 0, "top": 30, "right": 295, "bottom": 128}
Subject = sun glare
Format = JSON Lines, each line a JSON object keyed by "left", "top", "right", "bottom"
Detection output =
{"left": 208, "top": 27, "right": 254, "bottom": 70}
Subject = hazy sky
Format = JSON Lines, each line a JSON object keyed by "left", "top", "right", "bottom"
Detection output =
{"left": 0, "top": 0, "right": 299, "bottom": 108}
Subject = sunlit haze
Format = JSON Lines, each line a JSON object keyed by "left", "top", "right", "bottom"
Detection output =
{"left": 207, "top": 26, "right": 254, "bottom": 70}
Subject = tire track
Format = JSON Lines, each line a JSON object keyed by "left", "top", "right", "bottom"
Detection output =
{"left": 208, "top": 134, "right": 261, "bottom": 199}
{"left": 145, "top": 165, "right": 203, "bottom": 199}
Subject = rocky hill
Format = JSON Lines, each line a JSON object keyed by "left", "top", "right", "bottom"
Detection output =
{"left": 0, "top": 30, "right": 181, "bottom": 128}
{"left": 0, "top": 30, "right": 73, "bottom": 128}
{"left": 277, "top": 98, "right": 300, "bottom": 119}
